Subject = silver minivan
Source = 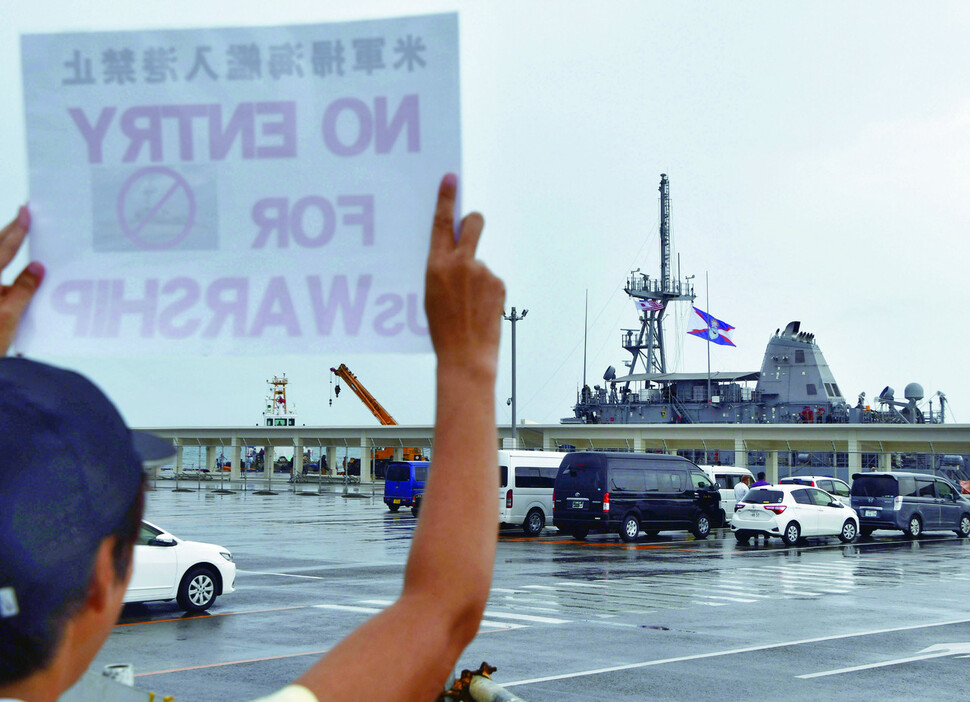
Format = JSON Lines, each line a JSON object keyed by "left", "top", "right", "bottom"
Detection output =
{"left": 850, "top": 471, "right": 970, "bottom": 538}
{"left": 498, "top": 450, "right": 568, "bottom": 536}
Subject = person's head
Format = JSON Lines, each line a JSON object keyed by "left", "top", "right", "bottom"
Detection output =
{"left": 757, "top": 471, "right": 766, "bottom": 481}
{"left": 0, "top": 358, "right": 174, "bottom": 690}
{"left": 741, "top": 475, "right": 751, "bottom": 485}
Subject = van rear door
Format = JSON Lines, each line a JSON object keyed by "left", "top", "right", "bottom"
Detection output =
{"left": 555, "top": 455, "right": 606, "bottom": 514}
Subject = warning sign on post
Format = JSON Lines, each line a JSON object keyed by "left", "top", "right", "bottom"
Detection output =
{"left": 19, "top": 13, "right": 459, "bottom": 356}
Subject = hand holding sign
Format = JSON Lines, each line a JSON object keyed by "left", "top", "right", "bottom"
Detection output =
{"left": 0, "top": 207, "right": 45, "bottom": 354}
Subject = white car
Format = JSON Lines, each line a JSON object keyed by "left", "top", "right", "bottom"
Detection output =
{"left": 125, "top": 521, "right": 236, "bottom": 612}
{"left": 778, "top": 475, "right": 852, "bottom": 507}
{"left": 731, "top": 484, "right": 859, "bottom": 546}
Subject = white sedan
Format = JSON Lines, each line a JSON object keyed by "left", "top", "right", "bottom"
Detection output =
{"left": 125, "top": 521, "right": 236, "bottom": 612}
{"left": 731, "top": 485, "right": 859, "bottom": 546}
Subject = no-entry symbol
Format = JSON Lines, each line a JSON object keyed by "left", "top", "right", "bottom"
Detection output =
{"left": 117, "top": 166, "right": 197, "bottom": 250}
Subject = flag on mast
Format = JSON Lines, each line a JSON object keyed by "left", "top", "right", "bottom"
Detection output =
{"left": 688, "top": 307, "right": 735, "bottom": 347}
{"left": 635, "top": 299, "right": 665, "bottom": 312}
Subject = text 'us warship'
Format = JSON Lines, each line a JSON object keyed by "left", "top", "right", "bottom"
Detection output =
{"left": 564, "top": 174, "right": 948, "bottom": 428}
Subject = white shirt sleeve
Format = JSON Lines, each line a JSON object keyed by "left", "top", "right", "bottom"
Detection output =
{"left": 250, "top": 684, "right": 319, "bottom": 702}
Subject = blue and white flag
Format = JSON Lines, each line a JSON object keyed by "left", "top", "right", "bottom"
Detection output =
{"left": 688, "top": 307, "right": 735, "bottom": 347}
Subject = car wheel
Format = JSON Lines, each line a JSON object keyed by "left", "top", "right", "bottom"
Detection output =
{"left": 692, "top": 513, "right": 711, "bottom": 539}
{"left": 734, "top": 530, "right": 751, "bottom": 544}
{"left": 781, "top": 521, "right": 801, "bottom": 546}
{"left": 620, "top": 513, "right": 640, "bottom": 542}
{"left": 387, "top": 504, "right": 400, "bottom": 513}
{"left": 570, "top": 528, "right": 589, "bottom": 540}
{"left": 838, "top": 519, "right": 858, "bottom": 543}
{"left": 523, "top": 508, "right": 545, "bottom": 537}
{"left": 956, "top": 514, "right": 970, "bottom": 538}
{"left": 177, "top": 566, "right": 218, "bottom": 612}
{"left": 905, "top": 515, "right": 922, "bottom": 538}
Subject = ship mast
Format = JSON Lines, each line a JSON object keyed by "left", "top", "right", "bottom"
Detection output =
{"left": 623, "top": 174, "right": 696, "bottom": 377}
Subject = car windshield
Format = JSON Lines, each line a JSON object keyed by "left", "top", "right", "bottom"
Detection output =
{"left": 741, "top": 489, "right": 783, "bottom": 504}
{"left": 851, "top": 476, "right": 898, "bottom": 498}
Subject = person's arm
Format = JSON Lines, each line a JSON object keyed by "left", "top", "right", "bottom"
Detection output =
{"left": 0, "top": 206, "right": 45, "bottom": 354}
{"left": 293, "top": 174, "right": 505, "bottom": 701}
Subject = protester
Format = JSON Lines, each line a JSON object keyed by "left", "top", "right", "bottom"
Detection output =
{"left": 0, "top": 174, "right": 505, "bottom": 702}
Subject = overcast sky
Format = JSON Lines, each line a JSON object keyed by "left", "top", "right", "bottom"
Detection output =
{"left": 2, "top": 0, "right": 968, "bottom": 429}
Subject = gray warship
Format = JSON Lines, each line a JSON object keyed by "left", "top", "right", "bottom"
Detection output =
{"left": 565, "top": 175, "right": 947, "bottom": 428}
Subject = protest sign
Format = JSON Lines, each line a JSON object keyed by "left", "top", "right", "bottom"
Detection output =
{"left": 18, "top": 13, "right": 459, "bottom": 355}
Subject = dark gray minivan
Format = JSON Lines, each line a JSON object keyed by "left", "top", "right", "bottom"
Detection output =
{"left": 850, "top": 471, "right": 970, "bottom": 538}
{"left": 551, "top": 452, "right": 721, "bottom": 541}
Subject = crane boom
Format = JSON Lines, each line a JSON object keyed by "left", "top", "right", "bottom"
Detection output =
{"left": 330, "top": 364, "right": 398, "bottom": 425}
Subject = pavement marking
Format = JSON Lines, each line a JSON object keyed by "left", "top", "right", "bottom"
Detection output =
{"left": 238, "top": 569, "right": 329, "bottom": 580}
{"left": 359, "top": 599, "right": 570, "bottom": 625}
{"left": 481, "top": 610, "right": 570, "bottom": 624}
{"left": 501, "top": 617, "right": 970, "bottom": 688}
{"left": 135, "top": 648, "right": 331, "bottom": 677}
{"left": 797, "top": 650, "right": 957, "bottom": 679}
{"left": 313, "top": 604, "right": 382, "bottom": 614}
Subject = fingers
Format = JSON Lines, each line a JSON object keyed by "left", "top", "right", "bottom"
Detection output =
{"left": 429, "top": 174, "right": 457, "bottom": 255}
{"left": 456, "top": 212, "right": 484, "bottom": 257}
{"left": 0, "top": 262, "right": 45, "bottom": 354}
{"left": 0, "top": 206, "right": 30, "bottom": 271}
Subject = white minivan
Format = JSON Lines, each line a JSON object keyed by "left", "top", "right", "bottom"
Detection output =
{"left": 498, "top": 450, "right": 568, "bottom": 536}
{"left": 698, "top": 465, "right": 755, "bottom": 526}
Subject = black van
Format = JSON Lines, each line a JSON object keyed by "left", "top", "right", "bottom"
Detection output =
{"left": 551, "top": 452, "right": 721, "bottom": 541}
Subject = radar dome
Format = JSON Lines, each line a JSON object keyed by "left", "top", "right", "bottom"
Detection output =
{"left": 904, "top": 383, "right": 924, "bottom": 402}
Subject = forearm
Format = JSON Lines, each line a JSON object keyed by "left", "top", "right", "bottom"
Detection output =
{"left": 403, "top": 362, "right": 498, "bottom": 636}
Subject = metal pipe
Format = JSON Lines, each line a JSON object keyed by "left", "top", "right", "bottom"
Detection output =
{"left": 469, "top": 676, "right": 527, "bottom": 702}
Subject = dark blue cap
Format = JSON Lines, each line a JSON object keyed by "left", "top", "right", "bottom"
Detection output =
{"left": 0, "top": 358, "right": 174, "bottom": 635}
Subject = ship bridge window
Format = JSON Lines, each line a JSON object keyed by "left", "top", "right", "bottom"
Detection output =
{"left": 806, "top": 384, "right": 817, "bottom": 396}
{"left": 795, "top": 350, "right": 805, "bottom": 363}
{"left": 832, "top": 383, "right": 841, "bottom": 397}
{"left": 825, "top": 382, "right": 834, "bottom": 396}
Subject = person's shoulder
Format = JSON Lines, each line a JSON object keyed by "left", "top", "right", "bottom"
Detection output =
{"left": 250, "top": 684, "right": 318, "bottom": 702}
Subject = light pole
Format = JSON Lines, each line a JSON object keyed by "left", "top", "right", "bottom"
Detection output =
{"left": 503, "top": 306, "right": 528, "bottom": 448}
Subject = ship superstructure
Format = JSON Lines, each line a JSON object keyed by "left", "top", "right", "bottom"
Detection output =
{"left": 263, "top": 374, "right": 297, "bottom": 427}
{"left": 565, "top": 175, "right": 943, "bottom": 427}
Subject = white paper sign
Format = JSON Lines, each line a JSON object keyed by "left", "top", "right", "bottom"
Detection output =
{"left": 19, "top": 13, "right": 459, "bottom": 355}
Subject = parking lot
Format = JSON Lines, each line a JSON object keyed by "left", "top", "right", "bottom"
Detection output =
{"left": 99, "top": 485, "right": 970, "bottom": 701}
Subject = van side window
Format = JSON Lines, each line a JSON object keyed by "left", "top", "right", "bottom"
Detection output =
{"left": 898, "top": 477, "right": 917, "bottom": 497}
{"left": 499, "top": 466, "right": 508, "bottom": 488}
{"left": 611, "top": 469, "right": 645, "bottom": 492}
{"left": 916, "top": 479, "right": 936, "bottom": 498}
{"left": 657, "top": 470, "right": 685, "bottom": 492}
{"left": 690, "top": 472, "right": 713, "bottom": 489}
{"left": 516, "top": 467, "right": 557, "bottom": 488}
{"left": 716, "top": 476, "right": 734, "bottom": 489}
{"left": 413, "top": 466, "right": 428, "bottom": 481}
{"left": 936, "top": 480, "right": 956, "bottom": 500}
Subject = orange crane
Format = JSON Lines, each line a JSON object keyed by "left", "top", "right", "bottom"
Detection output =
{"left": 329, "top": 364, "right": 427, "bottom": 473}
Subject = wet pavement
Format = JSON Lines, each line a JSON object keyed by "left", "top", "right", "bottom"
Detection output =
{"left": 98, "top": 484, "right": 970, "bottom": 701}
